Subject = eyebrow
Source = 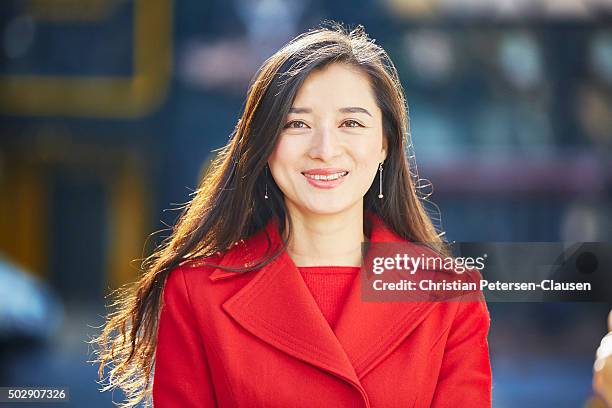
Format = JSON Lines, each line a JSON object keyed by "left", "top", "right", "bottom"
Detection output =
{"left": 288, "top": 106, "right": 373, "bottom": 117}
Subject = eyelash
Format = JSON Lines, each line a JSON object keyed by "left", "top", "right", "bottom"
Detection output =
{"left": 283, "top": 120, "right": 364, "bottom": 129}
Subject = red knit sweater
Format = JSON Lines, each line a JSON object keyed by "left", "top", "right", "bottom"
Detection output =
{"left": 297, "top": 266, "right": 361, "bottom": 330}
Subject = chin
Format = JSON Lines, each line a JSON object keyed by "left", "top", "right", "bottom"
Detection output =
{"left": 304, "top": 201, "right": 355, "bottom": 216}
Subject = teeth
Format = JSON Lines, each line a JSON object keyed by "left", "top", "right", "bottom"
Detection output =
{"left": 303, "top": 171, "right": 348, "bottom": 181}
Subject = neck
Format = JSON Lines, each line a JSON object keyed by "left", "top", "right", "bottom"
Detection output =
{"left": 283, "top": 202, "right": 366, "bottom": 267}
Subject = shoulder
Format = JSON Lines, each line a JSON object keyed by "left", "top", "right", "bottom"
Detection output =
{"left": 430, "top": 263, "right": 490, "bottom": 335}
{"left": 180, "top": 254, "right": 224, "bottom": 276}
{"left": 161, "top": 254, "right": 223, "bottom": 301}
{"left": 450, "top": 266, "right": 490, "bottom": 329}
{"left": 164, "top": 221, "right": 275, "bottom": 290}
{"left": 427, "top": 296, "right": 489, "bottom": 355}
{"left": 450, "top": 296, "right": 491, "bottom": 344}
{"left": 163, "top": 251, "right": 257, "bottom": 315}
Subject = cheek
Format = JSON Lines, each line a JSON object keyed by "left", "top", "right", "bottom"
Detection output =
{"left": 269, "top": 137, "right": 295, "bottom": 168}
{"left": 352, "top": 136, "right": 384, "bottom": 168}
{"left": 268, "top": 136, "right": 306, "bottom": 186}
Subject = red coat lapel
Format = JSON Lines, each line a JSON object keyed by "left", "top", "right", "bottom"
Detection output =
{"left": 333, "top": 214, "right": 439, "bottom": 378}
{"left": 209, "top": 212, "right": 439, "bottom": 402}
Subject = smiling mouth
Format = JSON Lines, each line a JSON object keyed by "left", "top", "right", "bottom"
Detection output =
{"left": 301, "top": 171, "right": 349, "bottom": 181}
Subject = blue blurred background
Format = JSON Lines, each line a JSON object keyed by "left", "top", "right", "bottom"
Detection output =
{"left": 0, "top": 0, "right": 611, "bottom": 407}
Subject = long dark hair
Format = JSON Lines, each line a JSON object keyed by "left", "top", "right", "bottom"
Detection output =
{"left": 91, "top": 22, "right": 445, "bottom": 407}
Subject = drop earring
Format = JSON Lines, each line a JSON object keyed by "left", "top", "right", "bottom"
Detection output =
{"left": 378, "top": 162, "right": 384, "bottom": 199}
{"left": 264, "top": 166, "right": 269, "bottom": 200}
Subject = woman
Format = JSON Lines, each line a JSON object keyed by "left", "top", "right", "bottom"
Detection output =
{"left": 93, "top": 24, "right": 491, "bottom": 407}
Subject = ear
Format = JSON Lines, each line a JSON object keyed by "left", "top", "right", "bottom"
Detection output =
{"left": 381, "top": 137, "right": 388, "bottom": 163}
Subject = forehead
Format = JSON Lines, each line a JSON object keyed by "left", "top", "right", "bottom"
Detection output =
{"left": 291, "top": 63, "right": 378, "bottom": 110}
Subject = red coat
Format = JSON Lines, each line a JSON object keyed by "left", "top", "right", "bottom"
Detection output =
{"left": 153, "top": 212, "right": 492, "bottom": 407}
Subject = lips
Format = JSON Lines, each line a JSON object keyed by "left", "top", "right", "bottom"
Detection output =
{"left": 302, "top": 171, "right": 347, "bottom": 181}
{"left": 301, "top": 168, "right": 349, "bottom": 176}
{"left": 301, "top": 168, "right": 349, "bottom": 189}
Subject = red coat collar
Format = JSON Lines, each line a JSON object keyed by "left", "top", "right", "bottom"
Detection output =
{"left": 209, "top": 211, "right": 403, "bottom": 278}
{"left": 206, "top": 211, "right": 441, "bottom": 404}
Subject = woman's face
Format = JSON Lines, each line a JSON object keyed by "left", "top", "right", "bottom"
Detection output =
{"left": 268, "top": 62, "right": 387, "bottom": 217}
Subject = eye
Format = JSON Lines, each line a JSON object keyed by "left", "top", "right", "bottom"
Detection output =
{"left": 341, "top": 119, "right": 364, "bottom": 128}
{"left": 284, "top": 120, "right": 309, "bottom": 129}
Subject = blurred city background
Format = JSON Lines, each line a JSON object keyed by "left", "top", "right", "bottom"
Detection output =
{"left": 1, "top": 0, "right": 611, "bottom": 407}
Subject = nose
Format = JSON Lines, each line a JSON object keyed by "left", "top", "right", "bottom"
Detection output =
{"left": 308, "top": 125, "right": 341, "bottom": 162}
